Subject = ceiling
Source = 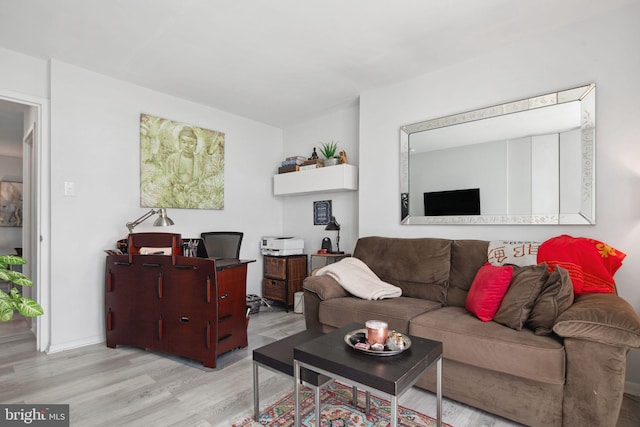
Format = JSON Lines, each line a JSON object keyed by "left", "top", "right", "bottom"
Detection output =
{"left": 0, "top": 0, "right": 635, "bottom": 140}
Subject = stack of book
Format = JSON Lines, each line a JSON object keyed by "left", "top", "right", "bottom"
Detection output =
{"left": 299, "top": 159, "right": 324, "bottom": 171}
{"left": 278, "top": 155, "right": 307, "bottom": 174}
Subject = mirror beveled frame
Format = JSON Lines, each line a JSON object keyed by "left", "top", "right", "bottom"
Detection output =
{"left": 400, "top": 83, "right": 596, "bottom": 225}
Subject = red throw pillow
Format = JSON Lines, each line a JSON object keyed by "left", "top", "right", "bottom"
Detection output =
{"left": 466, "top": 262, "right": 514, "bottom": 322}
{"left": 537, "top": 235, "right": 626, "bottom": 295}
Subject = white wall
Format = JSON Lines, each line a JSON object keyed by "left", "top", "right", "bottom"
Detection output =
{"left": 359, "top": 3, "right": 640, "bottom": 383}
{"left": 0, "top": 47, "right": 49, "bottom": 99}
{"left": 281, "top": 100, "right": 359, "bottom": 258}
{"left": 48, "top": 60, "right": 283, "bottom": 350}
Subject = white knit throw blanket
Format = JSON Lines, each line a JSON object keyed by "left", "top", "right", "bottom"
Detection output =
{"left": 316, "top": 257, "right": 402, "bottom": 300}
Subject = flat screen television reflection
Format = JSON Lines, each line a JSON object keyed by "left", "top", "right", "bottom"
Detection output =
{"left": 424, "top": 188, "right": 480, "bottom": 216}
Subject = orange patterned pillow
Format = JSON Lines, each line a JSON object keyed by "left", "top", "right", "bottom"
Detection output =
{"left": 537, "top": 235, "right": 626, "bottom": 295}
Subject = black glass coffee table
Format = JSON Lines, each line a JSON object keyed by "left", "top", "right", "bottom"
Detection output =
{"left": 293, "top": 322, "right": 443, "bottom": 427}
{"left": 253, "top": 329, "right": 373, "bottom": 423}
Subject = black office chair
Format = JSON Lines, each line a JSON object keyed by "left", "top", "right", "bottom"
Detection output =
{"left": 200, "top": 231, "right": 243, "bottom": 259}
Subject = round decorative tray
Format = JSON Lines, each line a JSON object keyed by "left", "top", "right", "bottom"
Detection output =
{"left": 344, "top": 329, "right": 412, "bottom": 356}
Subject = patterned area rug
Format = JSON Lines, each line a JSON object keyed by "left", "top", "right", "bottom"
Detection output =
{"left": 233, "top": 381, "right": 453, "bottom": 426}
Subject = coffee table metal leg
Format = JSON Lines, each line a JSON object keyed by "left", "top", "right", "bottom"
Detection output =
{"left": 294, "top": 360, "right": 301, "bottom": 427}
{"left": 437, "top": 356, "right": 442, "bottom": 427}
{"left": 315, "top": 385, "right": 321, "bottom": 425}
{"left": 351, "top": 386, "right": 371, "bottom": 414}
{"left": 352, "top": 385, "right": 357, "bottom": 407}
{"left": 253, "top": 362, "right": 259, "bottom": 421}
{"left": 391, "top": 395, "right": 398, "bottom": 427}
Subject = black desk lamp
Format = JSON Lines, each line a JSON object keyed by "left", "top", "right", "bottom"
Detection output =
{"left": 325, "top": 216, "right": 343, "bottom": 254}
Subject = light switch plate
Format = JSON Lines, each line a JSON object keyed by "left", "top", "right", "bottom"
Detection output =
{"left": 64, "top": 181, "right": 75, "bottom": 196}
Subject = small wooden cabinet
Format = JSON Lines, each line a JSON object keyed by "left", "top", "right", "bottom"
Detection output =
{"left": 262, "top": 254, "right": 307, "bottom": 311}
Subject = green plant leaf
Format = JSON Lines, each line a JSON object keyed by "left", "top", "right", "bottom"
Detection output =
{"left": 7, "top": 271, "right": 32, "bottom": 287}
{"left": 0, "top": 254, "right": 26, "bottom": 266}
{"left": 0, "top": 294, "right": 12, "bottom": 306}
{"left": 17, "top": 297, "right": 43, "bottom": 318}
{"left": 0, "top": 299, "right": 14, "bottom": 322}
{"left": 0, "top": 254, "right": 43, "bottom": 322}
{"left": 319, "top": 140, "right": 339, "bottom": 158}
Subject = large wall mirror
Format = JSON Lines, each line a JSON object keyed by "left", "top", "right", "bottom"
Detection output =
{"left": 400, "top": 83, "right": 595, "bottom": 225}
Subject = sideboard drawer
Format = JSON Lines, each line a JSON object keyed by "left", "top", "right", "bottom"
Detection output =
{"left": 217, "top": 329, "right": 237, "bottom": 355}
{"left": 264, "top": 256, "right": 287, "bottom": 279}
{"left": 263, "top": 279, "right": 286, "bottom": 300}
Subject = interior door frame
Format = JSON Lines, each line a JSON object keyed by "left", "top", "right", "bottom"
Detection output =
{"left": 0, "top": 88, "right": 50, "bottom": 352}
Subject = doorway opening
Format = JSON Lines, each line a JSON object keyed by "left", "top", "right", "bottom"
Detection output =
{"left": 0, "top": 92, "right": 49, "bottom": 352}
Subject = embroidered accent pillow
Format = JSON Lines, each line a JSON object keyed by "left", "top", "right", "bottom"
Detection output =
{"left": 488, "top": 240, "right": 541, "bottom": 267}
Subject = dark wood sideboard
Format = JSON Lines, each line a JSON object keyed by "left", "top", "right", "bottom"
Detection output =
{"left": 104, "top": 232, "right": 253, "bottom": 368}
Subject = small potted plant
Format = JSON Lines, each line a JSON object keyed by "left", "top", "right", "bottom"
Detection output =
{"left": 0, "top": 254, "right": 43, "bottom": 322}
{"left": 319, "top": 140, "right": 340, "bottom": 166}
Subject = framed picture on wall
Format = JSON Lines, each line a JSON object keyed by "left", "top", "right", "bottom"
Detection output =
{"left": 0, "top": 181, "right": 23, "bottom": 227}
{"left": 139, "top": 114, "right": 225, "bottom": 210}
{"left": 314, "top": 200, "right": 332, "bottom": 225}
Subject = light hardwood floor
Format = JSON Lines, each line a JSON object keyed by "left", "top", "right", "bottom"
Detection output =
{"left": 1, "top": 309, "right": 638, "bottom": 426}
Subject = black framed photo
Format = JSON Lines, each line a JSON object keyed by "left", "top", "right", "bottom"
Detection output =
{"left": 313, "top": 200, "right": 332, "bottom": 225}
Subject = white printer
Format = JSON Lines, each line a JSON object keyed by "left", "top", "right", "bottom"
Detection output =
{"left": 260, "top": 236, "right": 304, "bottom": 256}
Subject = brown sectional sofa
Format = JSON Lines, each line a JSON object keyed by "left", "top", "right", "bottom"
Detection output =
{"left": 303, "top": 236, "right": 640, "bottom": 427}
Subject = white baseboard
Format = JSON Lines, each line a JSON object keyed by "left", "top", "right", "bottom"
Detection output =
{"left": 625, "top": 381, "right": 640, "bottom": 397}
{"left": 46, "top": 335, "right": 104, "bottom": 354}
